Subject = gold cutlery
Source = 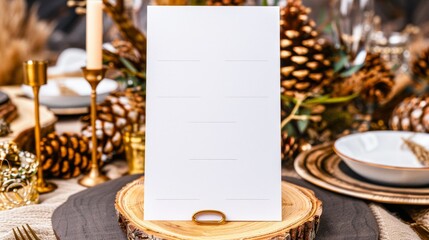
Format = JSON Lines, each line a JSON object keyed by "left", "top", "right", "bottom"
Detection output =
{"left": 12, "top": 224, "right": 41, "bottom": 240}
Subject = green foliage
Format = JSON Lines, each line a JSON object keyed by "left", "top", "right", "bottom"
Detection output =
{"left": 296, "top": 108, "right": 311, "bottom": 133}
{"left": 339, "top": 64, "right": 363, "bottom": 78}
{"left": 281, "top": 93, "right": 357, "bottom": 137}
{"left": 333, "top": 52, "right": 348, "bottom": 73}
{"left": 261, "top": 0, "right": 279, "bottom": 6}
{"left": 119, "top": 57, "right": 146, "bottom": 80}
{"left": 107, "top": 56, "right": 146, "bottom": 89}
{"left": 333, "top": 49, "right": 364, "bottom": 77}
{"left": 322, "top": 106, "right": 353, "bottom": 133}
{"left": 303, "top": 93, "right": 358, "bottom": 105}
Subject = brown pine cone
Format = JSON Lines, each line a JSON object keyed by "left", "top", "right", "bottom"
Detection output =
{"left": 103, "top": 0, "right": 146, "bottom": 65}
{"left": 103, "top": 40, "right": 143, "bottom": 76}
{"left": 40, "top": 132, "right": 92, "bottom": 179}
{"left": 112, "top": 40, "right": 141, "bottom": 63}
{"left": 281, "top": 132, "right": 299, "bottom": 164}
{"left": 280, "top": 0, "right": 333, "bottom": 96}
{"left": 81, "top": 89, "right": 145, "bottom": 160}
{"left": 281, "top": 132, "right": 310, "bottom": 166}
{"left": 333, "top": 53, "right": 394, "bottom": 103}
{"left": 390, "top": 95, "right": 429, "bottom": 132}
{"left": 412, "top": 46, "right": 429, "bottom": 81}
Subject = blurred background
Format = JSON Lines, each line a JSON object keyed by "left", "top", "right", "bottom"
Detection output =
{"left": 22, "top": 0, "right": 429, "bottom": 52}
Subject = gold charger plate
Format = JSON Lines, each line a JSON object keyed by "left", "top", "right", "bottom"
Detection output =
{"left": 294, "top": 144, "right": 429, "bottom": 205}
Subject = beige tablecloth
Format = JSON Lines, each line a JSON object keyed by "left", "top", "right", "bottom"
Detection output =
{"left": 0, "top": 161, "right": 128, "bottom": 240}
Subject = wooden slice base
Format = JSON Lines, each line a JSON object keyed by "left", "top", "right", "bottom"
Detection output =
{"left": 0, "top": 86, "right": 57, "bottom": 150}
{"left": 115, "top": 178, "right": 322, "bottom": 240}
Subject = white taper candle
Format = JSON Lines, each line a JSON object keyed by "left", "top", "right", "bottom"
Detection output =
{"left": 86, "top": 0, "right": 103, "bottom": 69}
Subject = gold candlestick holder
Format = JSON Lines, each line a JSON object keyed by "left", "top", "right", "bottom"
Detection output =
{"left": 78, "top": 67, "right": 110, "bottom": 187}
{"left": 23, "top": 60, "right": 57, "bottom": 194}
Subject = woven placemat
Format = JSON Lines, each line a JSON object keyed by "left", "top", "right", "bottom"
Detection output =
{"left": 52, "top": 174, "right": 378, "bottom": 240}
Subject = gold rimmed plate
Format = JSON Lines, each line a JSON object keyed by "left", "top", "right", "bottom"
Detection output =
{"left": 334, "top": 131, "right": 429, "bottom": 186}
{"left": 294, "top": 144, "right": 429, "bottom": 205}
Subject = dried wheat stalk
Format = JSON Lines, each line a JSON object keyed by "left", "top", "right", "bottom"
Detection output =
{"left": 402, "top": 137, "right": 429, "bottom": 167}
{"left": 0, "top": 0, "right": 52, "bottom": 85}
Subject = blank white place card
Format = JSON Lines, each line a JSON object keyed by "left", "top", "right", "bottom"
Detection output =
{"left": 144, "top": 6, "right": 281, "bottom": 221}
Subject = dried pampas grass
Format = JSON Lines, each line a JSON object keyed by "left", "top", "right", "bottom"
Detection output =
{"left": 0, "top": 0, "right": 52, "bottom": 85}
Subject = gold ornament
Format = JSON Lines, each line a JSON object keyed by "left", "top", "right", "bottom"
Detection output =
{"left": 0, "top": 142, "right": 39, "bottom": 210}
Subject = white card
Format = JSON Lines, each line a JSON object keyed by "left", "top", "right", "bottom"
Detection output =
{"left": 144, "top": 6, "right": 281, "bottom": 221}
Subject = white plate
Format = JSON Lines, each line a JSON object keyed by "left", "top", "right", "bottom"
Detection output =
{"left": 22, "top": 77, "right": 118, "bottom": 108}
{"left": 334, "top": 131, "right": 429, "bottom": 186}
{"left": 48, "top": 48, "right": 86, "bottom": 76}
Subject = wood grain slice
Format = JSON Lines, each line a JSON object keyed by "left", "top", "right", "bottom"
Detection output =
{"left": 0, "top": 86, "right": 57, "bottom": 150}
{"left": 115, "top": 177, "right": 322, "bottom": 240}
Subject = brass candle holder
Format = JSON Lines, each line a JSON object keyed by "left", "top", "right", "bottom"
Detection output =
{"left": 78, "top": 67, "right": 110, "bottom": 187}
{"left": 123, "top": 130, "right": 145, "bottom": 175}
{"left": 23, "top": 60, "right": 57, "bottom": 194}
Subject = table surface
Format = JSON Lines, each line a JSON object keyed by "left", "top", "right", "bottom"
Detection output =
{"left": 0, "top": 114, "right": 427, "bottom": 240}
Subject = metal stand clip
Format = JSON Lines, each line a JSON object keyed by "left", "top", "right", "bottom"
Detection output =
{"left": 192, "top": 210, "right": 226, "bottom": 225}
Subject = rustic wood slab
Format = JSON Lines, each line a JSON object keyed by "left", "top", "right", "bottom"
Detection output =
{"left": 115, "top": 177, "right": 322, "bottom": 240}
{"left": 0, "top": 86, "right": 57, "bottom": 150}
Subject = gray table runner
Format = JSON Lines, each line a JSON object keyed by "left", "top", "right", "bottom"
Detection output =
{"left": 52, "top": 175, "right": 378, "bottom": 240}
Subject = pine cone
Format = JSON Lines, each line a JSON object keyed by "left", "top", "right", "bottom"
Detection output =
{"left": 390, "top": 95, "right": 429, "bottom": 132}
{"left": 81, "top": 89, "right": 145, "bottom": 160}
{"left": 412, "top": 46, "right": 429, "bottom": 81}
{"left": 40, "top": 132, "right": 92, "bottom": 179}
{"left": 206, "top": 0, "right": 244, "bottom": 5}
{"left": 112, "top": 40, "right": 140, "bottom": 64}
{"left": 103, "top": 40, "right": 143, "bottom": 73}
{"left": 102, "top": 0, "right": 146, "bottom": 67}
{"left": 280, "top": 0, "right": 333, "bottom": 96}
{"left": 334, "top": 53, "right": 394, "bottom": 103}
{"left": 281, "top": 132, "right": 300, "bottom": 165}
